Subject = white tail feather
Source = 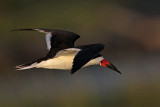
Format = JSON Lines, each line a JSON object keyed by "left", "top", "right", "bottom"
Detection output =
{"left": 16, "top": 62, "right": 37, "bottom": 70}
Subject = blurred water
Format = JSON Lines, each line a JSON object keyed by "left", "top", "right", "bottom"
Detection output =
{"left": 0, "top": 52, "right": 160, "bottom": 106}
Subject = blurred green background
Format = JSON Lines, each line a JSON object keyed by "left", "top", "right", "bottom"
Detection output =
{"left": 1, "top": 0, "right": 160, "bottom": 107}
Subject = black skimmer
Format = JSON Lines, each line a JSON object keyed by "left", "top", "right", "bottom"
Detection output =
{"left": 14, "top": 29, "right": 121, "bottom": 74}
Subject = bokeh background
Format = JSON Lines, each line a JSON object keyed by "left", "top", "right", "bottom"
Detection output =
{"left": 1, "top": 0, "right": 160, "bottom": 106}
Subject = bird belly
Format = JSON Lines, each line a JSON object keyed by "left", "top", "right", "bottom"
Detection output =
{"left": 36, "top": 55, "right": 103, "bottom": 70}
{"left": 36, "top": 55, "right": 74, "bottom": 70}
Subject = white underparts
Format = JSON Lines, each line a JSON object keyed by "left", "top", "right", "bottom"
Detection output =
{"left": 36, "top": 49, "right": 78, "bottom": 69}
{"left": 36, "top": 49, "right": 104, "bottom": 70}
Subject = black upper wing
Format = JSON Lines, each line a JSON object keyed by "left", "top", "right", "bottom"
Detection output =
{"left": 12, "top": 28, "right": 80, "bottom": 58}
{"left": 71, "top": 44, "right": 105, "bottom": 74}
{"left": 46, "top": 30, "right": 80, "bottom": 57}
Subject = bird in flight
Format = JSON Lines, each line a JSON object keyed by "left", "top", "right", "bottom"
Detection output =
{"left": 14, "top": 28, "right": 121, "bottom": 74}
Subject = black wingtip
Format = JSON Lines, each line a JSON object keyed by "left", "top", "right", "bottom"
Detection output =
{"left": 70, "top": 71, "right": 75, "bottom": 75}
{"left": 11, "top": 29, "right": 36, "bottom": 32}
{"left": 70, "top": 72, "right": 73, "bottom": 75}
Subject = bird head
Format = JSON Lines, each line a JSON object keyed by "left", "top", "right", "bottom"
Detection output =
{"left": 100, "top": 59, "right": 121, "bottom": 74}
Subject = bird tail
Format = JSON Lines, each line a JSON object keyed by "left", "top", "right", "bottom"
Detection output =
{"left": 15, "top": 62, "right": 37, "bottom": 70}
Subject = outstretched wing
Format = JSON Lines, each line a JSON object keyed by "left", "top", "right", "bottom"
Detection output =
{"left": 12, "top": 28, "right": 80, "bottom": 50}
{"left": 71, "top": 44, "right": 105, "bottom": 74}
